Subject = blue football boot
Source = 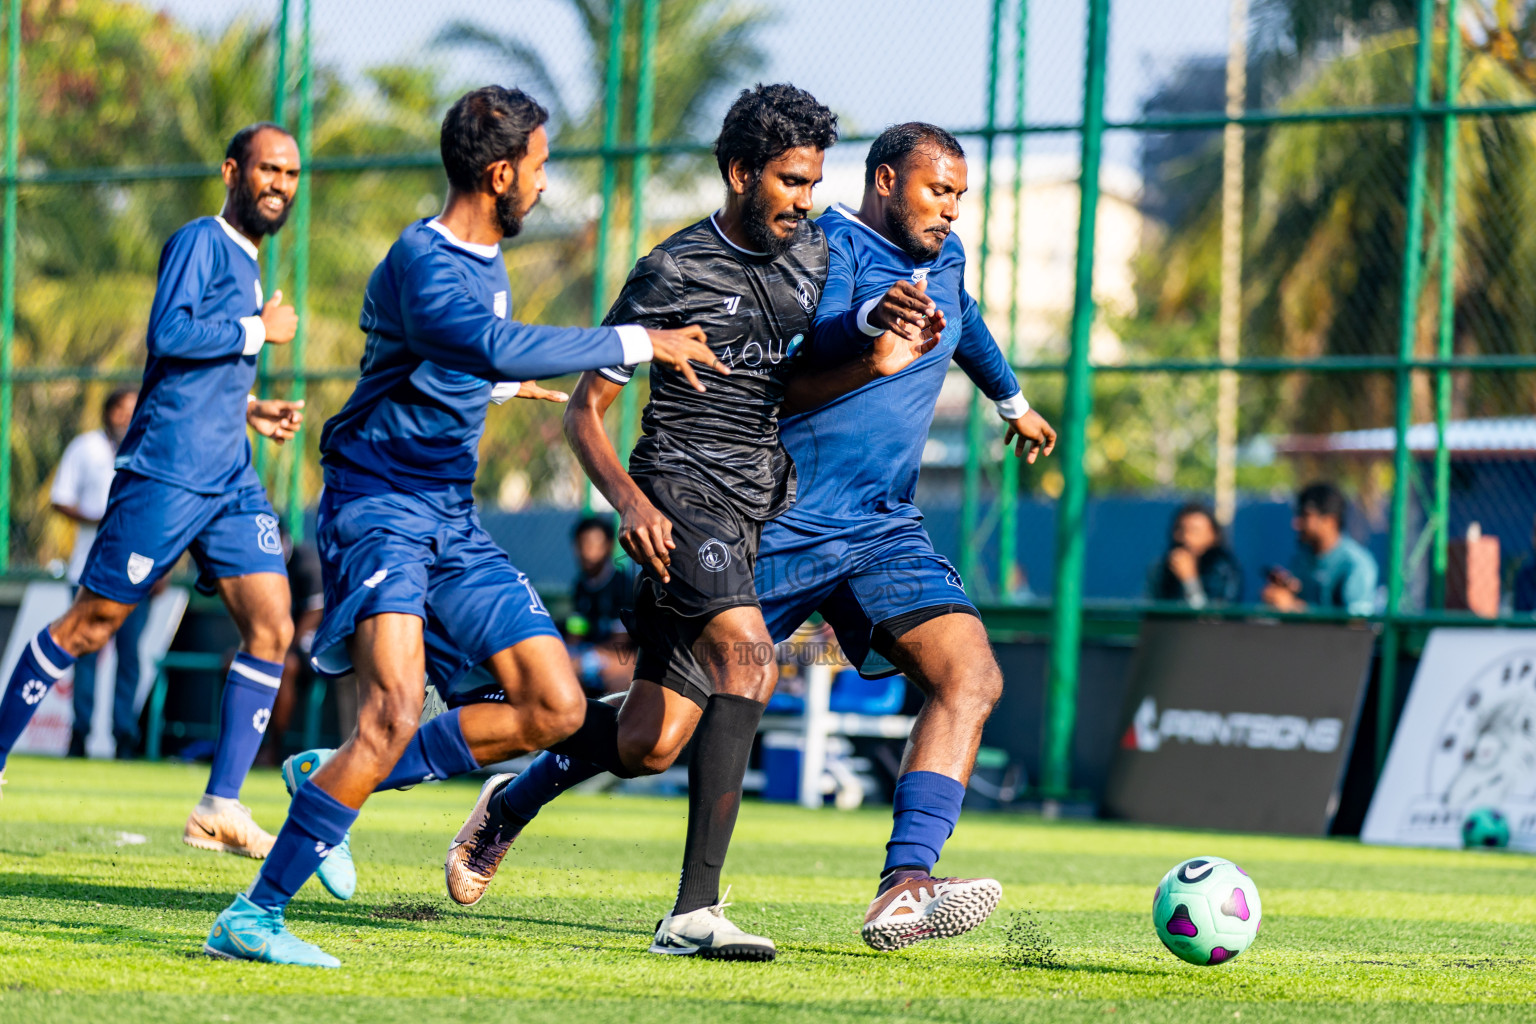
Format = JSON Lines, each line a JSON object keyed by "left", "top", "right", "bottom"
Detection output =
{"left": 281, "top": 748, "right": 356, "bottom": 900}
{"left": 204, "top": 893, "right": 340, "bottom": 968}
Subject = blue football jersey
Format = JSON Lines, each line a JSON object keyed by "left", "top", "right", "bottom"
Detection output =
{"left": 320, "top": 219, "right": 648, "bottom": 499}
{"left": 115, "top": 216, "right": 267, "bottom": 494}
{"left": 780, "top": 204, "right": 1024, "bottom": 522}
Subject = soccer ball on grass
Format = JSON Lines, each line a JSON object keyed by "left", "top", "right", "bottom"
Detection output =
{"left": 1152, "top": 856, "right": 1262, "bottom": 966}
{"left": 1461, "top": 806, "right": 1510, "bottom": 849}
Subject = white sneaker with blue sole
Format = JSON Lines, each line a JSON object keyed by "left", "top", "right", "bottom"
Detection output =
{"left": 281, "top": 748, "right": 356, "bottom": 901}
{"left": 204, "top": 893, "right": 339, "bottom": 968}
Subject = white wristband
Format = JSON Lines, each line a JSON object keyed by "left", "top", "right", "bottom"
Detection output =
{"left": 854, "top": 296, "right": 884, "bottom": 337}
{"left": 614, "top": 324, "right": 653, "bottom": 364}
{"left": 995, "top": 391, "right": 1030, "bottom": 419}
{"left": 240, "top": 315, "right": 266, "bottom": 356}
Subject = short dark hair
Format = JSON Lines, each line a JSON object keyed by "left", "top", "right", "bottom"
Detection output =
{"left": 101, "top": 387, "right": 136, "bottom": 422}
{"left": 864, "top": 122, "right": 966, "bottom": 188}
{"left": 225, "top": 122, "right": 294, "bottom": 170}
{"left": 440, "top": 86, "right": 550, "bottom": 193}
{"left": 1297, "top": 481, "right": 1347, "bottom": 525}
{"left": 573, "top": 516, "right": 615, "bottom": 543}
{"left": 714, "top": 83, "right": 838, "bottom": 182}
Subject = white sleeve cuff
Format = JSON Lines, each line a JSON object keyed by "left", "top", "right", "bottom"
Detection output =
{"left": 994, "top": 391, "right": 1030, "bottom": 419}
{"left": 614, "top": 324, "right": 653, "bottom": 364}
{"left": 854, "top": 296, "right": 884, "bottom": 337}
{"left": 489, "top": 382, "right": 521, "bottom": 405}
{"left": 240, "top": 315, "right": 266, "bottom": 356}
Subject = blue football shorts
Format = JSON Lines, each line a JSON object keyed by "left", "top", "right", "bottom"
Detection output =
{"left": 756, "top": 514, "right": 979, "bottom": 678}
{"left": 78, "top": 470, "right": 288, "bottom": 604}
{"left": 307, "top": 487, "right": 559, "bottom": 696}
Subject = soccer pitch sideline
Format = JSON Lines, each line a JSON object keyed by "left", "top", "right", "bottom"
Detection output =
{"left": 1, "top": 757, "right": 1533, "bottom": 1024}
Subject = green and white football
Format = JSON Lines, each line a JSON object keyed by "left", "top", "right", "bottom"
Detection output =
{"left": 1461, "top": 806, "right": 1511, "bottom": 849}
{"left": 1152, "top": 856, "right": 1262, "bottom": 966}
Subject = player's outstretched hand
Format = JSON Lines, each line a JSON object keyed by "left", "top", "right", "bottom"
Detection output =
{"left": 867, "top": 279, "right": 937, "bottom": 335}
{"left": 647, "top": 325, "right": 729, "bottom": 393}
{"left": 618, "top": 496, "right": 675, "bottom": 583}
{"left": 248, "top": 397, "right": 305, "bottom": 445}
{"left": 513, "top": 381, "right": 569, "bottom": 403}
{"left": 260, "top": 290, "right": 299, "bottom": 345}
{"left": 1003, "top": 410, "right": 1057, "bottom": 463}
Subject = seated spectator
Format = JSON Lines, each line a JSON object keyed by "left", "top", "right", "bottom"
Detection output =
{"left": 1145, "top": 502, "right": 1243, "bottom": 608}
{"left": 566, "top": 516, "right": 634, "bottom": 694}
{"left": 1262, "top": 482, "right": 1378, "bottom": 615}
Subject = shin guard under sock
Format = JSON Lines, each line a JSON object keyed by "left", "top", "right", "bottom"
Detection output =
{"left": 374, "top": 708, "right": 481, "bottom": 792}
{"left": 673, "top": 693, "right": 765, "bottom": 916}
{"left": 881, "top": 770, "right": 966, "bottom": 884}
{"left": 247, "top": 781, "right": 358, "bottom": 912}
{"left": 546, "top": 699, "right": 636, "bottom": 779}
{"left": 0, "top": 629, "right": 75, "bottom": 767}
{"left": 206, "top": 653, "right": 281, "bottom": 799}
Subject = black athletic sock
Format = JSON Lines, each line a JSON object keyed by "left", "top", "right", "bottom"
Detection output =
{"left": 546, "top": 699, "right": 637, "bottom": 779}
{"left": 673, "top": 693, "right": 766, "bottom": 916}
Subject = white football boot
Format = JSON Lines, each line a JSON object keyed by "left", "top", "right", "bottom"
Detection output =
{"left": 649, "top": 888, "right": 776, "bottom": 961}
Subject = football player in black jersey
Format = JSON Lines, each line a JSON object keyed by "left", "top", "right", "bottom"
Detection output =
{"left": 444, "top": 84, "right": 939, "bottom": 959}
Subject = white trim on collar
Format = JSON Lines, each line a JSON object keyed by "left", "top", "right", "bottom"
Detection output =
{"left": 214, "top": 216, "right": 260, "bottom": 261}
{"left": 708, "top": 211, "right": 769, "bottom": 256}
{"left": 427, "top": 218, "right": 502, "bottom": 259}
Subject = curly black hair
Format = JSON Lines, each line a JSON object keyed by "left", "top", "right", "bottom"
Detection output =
{"left": 714, "top": 83, "right": 838, "bottom": 182}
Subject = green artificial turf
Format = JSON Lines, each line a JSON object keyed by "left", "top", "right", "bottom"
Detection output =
{"left": 2, "top": 755, "right": 1534, "bottom": 1023}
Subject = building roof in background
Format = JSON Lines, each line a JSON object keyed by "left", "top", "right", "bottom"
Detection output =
{"left": 1275, "top": 417, "right": 1536, "bottom": 459}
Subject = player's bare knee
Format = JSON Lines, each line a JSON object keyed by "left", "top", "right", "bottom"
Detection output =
{"left": 529, "top": 687, "right": 587, "bottom": 748}
{"left": 239, "top": 614, "right": 292, "bottom": 663}
{"left": 54, "top": 602, "right": 123, "bottom": 656}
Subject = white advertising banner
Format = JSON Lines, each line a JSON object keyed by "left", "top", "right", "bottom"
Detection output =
{"left": 1362, "top": 628, "right": 1536, "bottom": 851}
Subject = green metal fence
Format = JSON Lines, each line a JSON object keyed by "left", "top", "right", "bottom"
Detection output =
{"left": 5, "top": 0, "right": 1536, "bottom": 796}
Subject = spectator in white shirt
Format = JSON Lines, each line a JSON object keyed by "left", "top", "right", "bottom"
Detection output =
{"left": 51, "top": 388, "right": 148, "bottom": 757}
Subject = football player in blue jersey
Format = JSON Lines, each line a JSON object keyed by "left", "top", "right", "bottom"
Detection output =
{"left": 0, "top": 123, "right": 306, "bottom": 859}
{"left": 449, "top": 122, "right": 1054, "bottom": 953}
{"left": 203, "top": 86, "right": 724, "bottom": 968}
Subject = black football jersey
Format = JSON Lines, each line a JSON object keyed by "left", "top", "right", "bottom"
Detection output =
{"left": 599, "top": 213, "right": 828, "bottom": 520}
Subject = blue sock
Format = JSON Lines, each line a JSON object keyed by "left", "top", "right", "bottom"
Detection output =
{"left": 0, "top": 629, "right": 75, "bottom": 767}
{"left": 883, "top": 770, "right": 966, "bottom": 876}
{"left": 247, "top": 781, "right": 358, "bottom": 912}
{"left": 205, "top": 653, "right": 281, "bottom": 799}
{"left": 373, "top": 708, "right": 480, "bottom": 792}
{"left": 497, "top": 751, "right": 604, "bottom": 823}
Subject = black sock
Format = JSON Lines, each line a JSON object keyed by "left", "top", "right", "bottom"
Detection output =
{"left": 673, "top": 693, "right": 766, "bottom": 916}
{"left": 546, "top": 699, "right": 637, "bottom": 779}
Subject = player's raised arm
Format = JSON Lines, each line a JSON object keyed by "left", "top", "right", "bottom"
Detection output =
{"left": 562, "top": 371, "right": 676, "bottom": 581}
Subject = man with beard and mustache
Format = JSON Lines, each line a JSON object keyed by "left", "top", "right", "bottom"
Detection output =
{"left": 0, "top": 123, "right": 306, "bottom": 859}
{"left": 455, "top": 121, "right": 1056, "bottom": 954}
{"left": 438, "top": 85, "right": 940, "bottom": 961}
{"left": 204, "top": 86, "right": 723, "bottom": 968}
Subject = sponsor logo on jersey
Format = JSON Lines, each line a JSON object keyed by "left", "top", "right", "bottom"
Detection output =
{"left": 698, "top": 538, "right": 732, "bottom": 573}
{"left": 493, "top": 290, "right": 508, "bottom": 319}
{"left": 795, "top": 280, "right": 818, "bottom": 312}
{"left": 723, "top": 295, "right": 741, "bottom": 315}
{"left": 911, "top": 267, "right": 930, "bottom": 283}
{"left": 1121, "top": 696, "right": 1343, "bottom": 754}
{"left": 126, "top": 552, "right": 156, "bottom": 585}
{"left": 720, "top": 334, "right": 803, "bottom": 370}
{"left": 255, "top": 514, "right": 282, "bottom": 555}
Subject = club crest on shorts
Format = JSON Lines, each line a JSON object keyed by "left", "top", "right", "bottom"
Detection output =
{"left": 698, "top": 537, "right": 732, "bottom": 573}
{"left": 126, "top": 552, "right": 155, "bottom": 585}
{"left": 255, "top": 514, "right": 283, "bottom": 555}
{"left": 945, "top": 568, "right": 964, "bottom": 590}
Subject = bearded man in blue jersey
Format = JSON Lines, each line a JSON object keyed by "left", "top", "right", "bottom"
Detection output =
{"left": 0, "top": 123, "right": 306, "bottom": 859}
{"left": 456, "top": 122, "right": 1055, "bottom": 953}
{"left": 203, "top": 86, "right": 723, "bottom": 968}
